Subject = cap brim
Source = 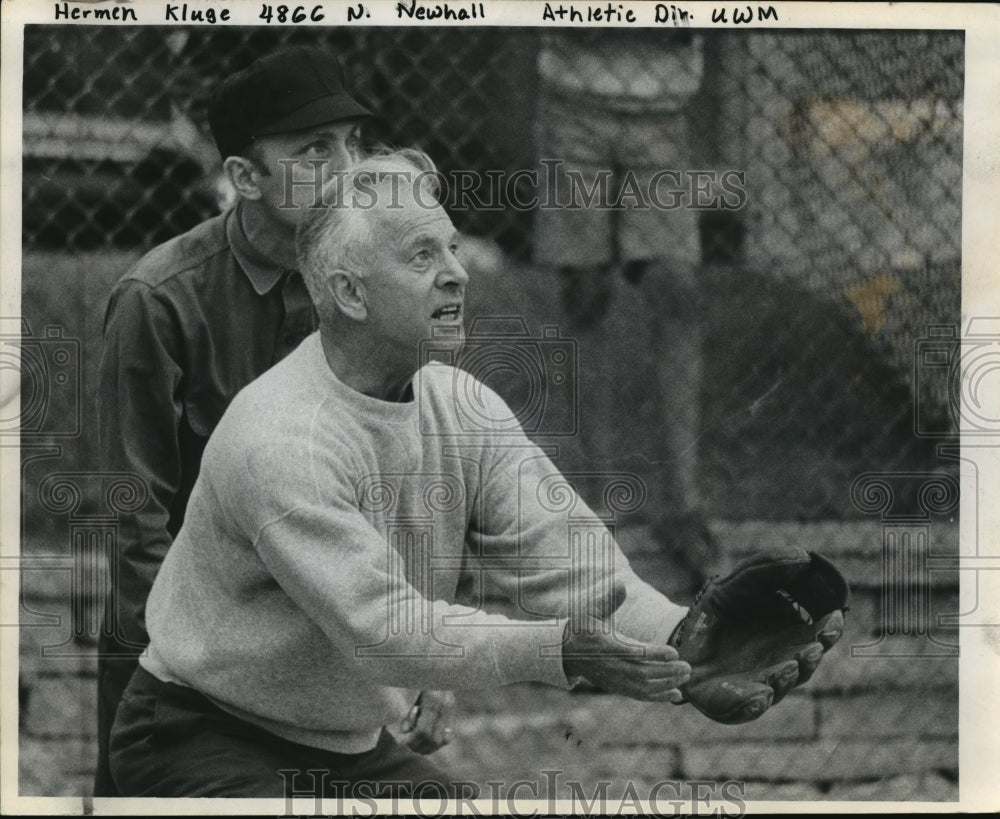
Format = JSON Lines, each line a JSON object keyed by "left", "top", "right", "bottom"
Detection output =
{"left": 254, "top": 94, "right": 372, "bottom": 136}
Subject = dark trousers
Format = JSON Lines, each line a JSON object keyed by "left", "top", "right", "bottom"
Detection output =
{"left": 94, "top": 631, "right": 142, "bottom": 797}
{"left": 109, "top": 666, "right": 463, "bottom": 799}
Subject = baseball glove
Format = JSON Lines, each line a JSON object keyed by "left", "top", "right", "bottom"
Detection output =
{"left": 668, "top": 546, "right": 849, "bottom": 724}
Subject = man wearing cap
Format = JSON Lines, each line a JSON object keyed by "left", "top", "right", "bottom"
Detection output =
{"left": 94, "top": 46, "right": 374, "bottom": 797}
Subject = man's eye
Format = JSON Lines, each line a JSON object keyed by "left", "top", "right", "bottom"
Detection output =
{"left": 449, "top": 242, "right": 460, "bottom": 255}
{"left": 412, "top": 250, "right": 431, "bottom": 264}
{"left": 303, "top": 141, "right": 333, "bottom": 158}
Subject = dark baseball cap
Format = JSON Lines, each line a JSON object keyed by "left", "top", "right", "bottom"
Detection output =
{"left": 207, "top": 46, "right": 372, "bottom": 160}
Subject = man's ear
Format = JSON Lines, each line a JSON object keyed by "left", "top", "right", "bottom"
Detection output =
{"left": 222, "top": 156, "right": 263, "bottom": 201}
{"left": 328, "top": 270, "right": 368, "bottom": 321}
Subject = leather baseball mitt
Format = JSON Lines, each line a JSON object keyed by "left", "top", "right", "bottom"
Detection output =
{"left": 668, "top": 546, "right": 849, "bottom": 724}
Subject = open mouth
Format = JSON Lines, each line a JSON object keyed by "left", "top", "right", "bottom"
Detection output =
{"left": 431, "top": 305, "right": 463, "bottom": 321}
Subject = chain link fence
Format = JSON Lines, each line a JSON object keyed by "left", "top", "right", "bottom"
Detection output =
{"left": 23, "top": 27, "right": 963, "bottom": 269}
{"left": 21, "top": 25, "right": 963, "bottom": 519}
{"left": 23, "top": 25, "right": 540, "bottom": 252}
{"left": 18, "top": 24, "right": 962, "bottom": 797}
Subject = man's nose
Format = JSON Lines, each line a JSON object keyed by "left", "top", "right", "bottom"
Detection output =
{"left": 437, "top": 253, "right": 469, "bottom": 289}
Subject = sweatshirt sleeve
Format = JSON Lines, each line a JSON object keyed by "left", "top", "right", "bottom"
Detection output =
{"left": 249, "top": 457, "right": 573, "bottom": 692}
{"left": 466, "top": 384, "right": 688, "bottom": 646}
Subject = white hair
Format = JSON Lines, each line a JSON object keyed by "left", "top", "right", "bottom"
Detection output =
{"left": 296, "top": 147, "right": 442, "bottom": 320}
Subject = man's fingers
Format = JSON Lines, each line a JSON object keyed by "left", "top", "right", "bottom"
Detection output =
{"left": 400, "top": 703, "right": 420, "bottom": 733}
{"left": 418, "top": 706, "right": 442, "bottom": 735}
{"left": 564, "top": 633, "right": 697, "bottom": 702}
{"left": 646, "top": 675, "right": 691, "bottom": 696}
{"left": 765, "top": 659, "right": 800, "bottom": 704}
{"left": 401, "top": 691, "right": 454, "bottom": 753}
{"left": 432, "top": 723, "right": 454, "bottom": 748}
{"left": 817, "top": 610, "right": 845, "bottom": 650}
{"left": 628, "top": 679, "right": 690, "bottom": 702}
{"left": 794, "top": 641, "right": 825, "bottom": 685}
{"left": 409, "top": 722, "right": 451, "bottom": 754}
{"left": 635, "top": 660, "right": 692, "bottom": 685}
{"left": 606, "top": 652, "right": 691, "bottom": 682}
{"left": 405, "top": 723, "right": 439, "bottom": 754}
{"left": 629, "top": 644, "right": 680, "bottom": 663}
{"left": 595, "top": 661, "right": 692, "bottom": 700}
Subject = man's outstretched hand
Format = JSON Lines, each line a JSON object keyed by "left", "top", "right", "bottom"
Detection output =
{"left": 399, "top": 689, "right": 456, "bottom": 754}
{"left": 561, "top": 584, "right": 692, "bottom": 702}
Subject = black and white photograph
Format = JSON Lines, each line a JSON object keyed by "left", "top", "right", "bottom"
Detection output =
{"left": 1, "top": 0, "right": 997, "bottom": 814}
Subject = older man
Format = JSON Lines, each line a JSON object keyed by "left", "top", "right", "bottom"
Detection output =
{"left": 107, "top": 148, "right": 696, "bottom": 798}
{"left": 94, "top": 46, "right": 371, "bottom": 796}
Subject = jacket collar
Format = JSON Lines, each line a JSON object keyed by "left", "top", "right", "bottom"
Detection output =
{"left": 227, "top": 202, "right": 287, "bottom": 295}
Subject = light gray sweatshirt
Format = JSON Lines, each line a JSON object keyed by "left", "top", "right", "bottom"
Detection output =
{"left": 143, "top": 333, "right": 686, "bottom": 752}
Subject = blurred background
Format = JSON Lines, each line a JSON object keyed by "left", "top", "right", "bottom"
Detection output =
{"left": 16, "top": 25, "right": 962, "bottom": 801}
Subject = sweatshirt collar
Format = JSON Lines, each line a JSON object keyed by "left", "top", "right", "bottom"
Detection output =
{"left": 306, "top": 335, "right": 418, "bottom": 425}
